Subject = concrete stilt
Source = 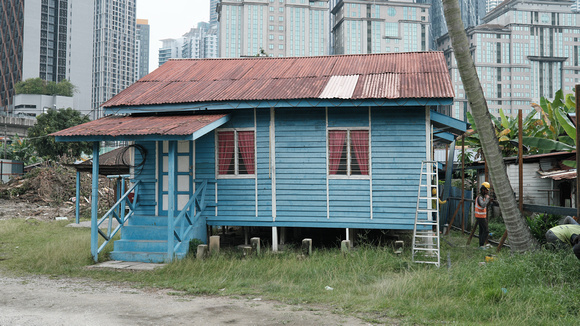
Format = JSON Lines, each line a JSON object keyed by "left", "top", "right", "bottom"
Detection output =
{"left": 241, "top": 245, "right": 252, "bottom": 257}
{"left": 302, "top": 238, "right": 312, "bottom": 256}
{"left": 341, "top": 240, "right": 351, "bottom": 254}
{"left": 209, "top": 235, "right": 220, "bottom": 254}
{"left": 272, "top": 227, "right": 278, "bottom": 252}
{"left": 196, "top": 244, "right": 208, "bottom": 260}
{"left": 251, "top": 237, "right": 261, "bottom": 255}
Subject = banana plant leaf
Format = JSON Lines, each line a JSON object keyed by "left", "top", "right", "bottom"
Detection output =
{"left": 522, "top": 136, "right": 575, "bottom": 153}
{"left": 554, "top": 108, "right": 576, "bottom": 143}
{"left": 563, "top": 160, "right": 576, "bottom": 168}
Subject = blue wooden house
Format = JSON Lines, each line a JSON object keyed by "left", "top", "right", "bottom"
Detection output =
{"left": 53, "top": 52, "right": 467, "bottom": 263}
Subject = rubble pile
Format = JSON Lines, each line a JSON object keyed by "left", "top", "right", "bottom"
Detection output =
{"left": 0, "top": 163, "right": 117, "bottom": 220}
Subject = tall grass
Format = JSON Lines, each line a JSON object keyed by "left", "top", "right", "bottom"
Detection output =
{"left": 1, "top": 219, "right": 578, "bottom": 324}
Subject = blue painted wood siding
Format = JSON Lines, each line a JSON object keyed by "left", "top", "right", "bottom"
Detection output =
{"left": 275, "top": 109, "right": 327, "bottom": 221}
{"left": 134, "top": 141, "right": 157, "bottom": 215}
{"left": 137, "top": 106, "right": 428, "bottom": 230}
{"left": 328, "top": 108, "right": 372, "bottom": 221}
{"left": 370, "top": 108, "right": 426, "bottom": 229}
{"left": 212, "top": 110, "right": 257, "bottom": 220}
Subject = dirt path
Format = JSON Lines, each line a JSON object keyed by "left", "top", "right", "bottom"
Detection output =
{"left": 0, "top": 272, "right": 371, "bottom": 326}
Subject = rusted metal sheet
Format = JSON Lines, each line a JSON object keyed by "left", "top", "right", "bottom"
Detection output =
{"left": 50, "top": 114, "right": 228, "bottom": 137}
{"left": 103, "top": 52, "right": 454, "bottom": 108}
{"left": 538, "top": 170, "right": 577, "bottom": 180}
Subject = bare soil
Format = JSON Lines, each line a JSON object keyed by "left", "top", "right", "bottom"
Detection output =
{"left": 0, "top": 272, "right": 371, "bottom": 326}
{"left": 0, "top": 198, "right": 74, "bottom": 221}
{"left": 0, "top": 198, "right": 378, "bottom": 325}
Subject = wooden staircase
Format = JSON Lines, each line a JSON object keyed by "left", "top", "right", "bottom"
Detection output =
{"left": 109, "top": 215, "right": 191, "bottom": 263}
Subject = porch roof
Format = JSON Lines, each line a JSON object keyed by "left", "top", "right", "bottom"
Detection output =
{"left": 51, "top": 113, "right": 230, "bottom": 142}
{"left": 430, "top": 110, "right": 468, "bottom": 144}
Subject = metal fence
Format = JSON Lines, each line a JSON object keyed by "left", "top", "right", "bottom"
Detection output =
{"left": 0, "top": 160, "right": 24, "bottom": 183}
{"left": 440, "top": 186, "right": 474, "bottom": 231}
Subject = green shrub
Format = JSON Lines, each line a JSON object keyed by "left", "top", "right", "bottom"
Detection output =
{"left": 526, "top": 213, "right": 562, "bottom": 244}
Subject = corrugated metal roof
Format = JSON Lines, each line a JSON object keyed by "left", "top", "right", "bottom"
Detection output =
{"left": 102, "top": 52, "right": 454, "bottom": 108}
{"left": 51, "top": 114, "right": 228, "bottom": 138}
{"left": 538, "top": 170, "right": 577, "bottom": 180}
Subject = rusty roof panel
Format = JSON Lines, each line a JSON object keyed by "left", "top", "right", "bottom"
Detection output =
{"left": 102, "top": 52, "right": 454, "bottom": 108}
{"left": 51, "top": 114, "right": 228, "bottom": 138}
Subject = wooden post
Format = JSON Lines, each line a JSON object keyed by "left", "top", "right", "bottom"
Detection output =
{"left": 576, "top": 84, "right": 580, "bottom": 218}
{"left": 467, "top": 221, "right": 477, "bottom": 245}
{"left": 519, "top": 109, "right": 523, "bottom": 213}
{"left": 91, "top": 142, "right": 100, "bottom": 262}
{"left": 445, "top": 199, "right": 464, "bottom": 235}
{"left": 75, "top": 171, "right": 81, "bottom": 224}
{"left": 461, "top": 135, "right": 465, "bottom": 233}
{"left": 167, "top": 141, "right": 177, "bottom": 261}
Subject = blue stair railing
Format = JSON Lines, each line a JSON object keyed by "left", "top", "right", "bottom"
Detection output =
{"left": 96, "top": 177, "right": 141, "bottom": 255}
{"left": 168, "top": 179, "right": 209, "bottom": 260}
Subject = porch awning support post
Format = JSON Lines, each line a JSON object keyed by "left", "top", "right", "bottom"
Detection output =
{"left": 91, "top": 142, "right": 100, "bottom": 262}
{"left": 76, "top": 171, "right": 80, "bottom": 224}
{"left": 167, "top": 141, "right": 177, "bottom": 261}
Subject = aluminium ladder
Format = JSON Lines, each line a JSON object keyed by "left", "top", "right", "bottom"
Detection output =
{"left": 412, "top": 160, "right": 440, "bottom": 267}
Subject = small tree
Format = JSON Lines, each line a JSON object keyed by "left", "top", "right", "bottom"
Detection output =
{"left": 14, "top": 78, "right": 76, "bottom": 96}
{"left": 28, "top": 108, "right": 91, "bottom": 160}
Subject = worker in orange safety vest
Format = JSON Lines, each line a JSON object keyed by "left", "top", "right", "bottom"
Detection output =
{"left": 474, "top": 182, "right": 493, "bottom": 249}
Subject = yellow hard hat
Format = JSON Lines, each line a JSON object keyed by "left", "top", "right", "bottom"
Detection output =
{"left": 432, "top": 188, "right": 437, "bottom": 195}
{"left": 481, "top": 182, "right": 490, "bottom": 190}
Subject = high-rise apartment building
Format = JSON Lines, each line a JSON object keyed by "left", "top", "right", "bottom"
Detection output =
{"left": 136, "top": 19, "right": 150, "bottom": 80}
{"left": 420, "top": 0, "right": 487, "bottom": 50}
{"left": 332, "top": 0, "right": 429, "bottom": 55}
{"left": 486, "top": 0, "right": 503, "bottom": 13}
{"left": 158, "top": 22, "right": 218, "bottom": 67}
{"left": 437, "top": 0, "right": 580, "bottom": 120}
{"left": 159, "top": 38, "right": 184, "bottom": 66}
{"left": 218, "top": 0, "right": 329, "bottom": 58}
{"left": 572, "top": 0, "right": 580, "bottom": 12}
{"left": 0, "top": 0, "right": 93, "bottom": 115}
{"left": 210, "top": 0, "right": 219, "bottom": 24}
{"left": 92, "top": 0, "right": 136, "bottom": 119}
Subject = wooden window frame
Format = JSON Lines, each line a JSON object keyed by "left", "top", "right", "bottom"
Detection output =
{"left": 215, "top": 128, "right": 256, "bottom": 179}
{"left": 327, "top": 127, "right": 370, "bottom": 180}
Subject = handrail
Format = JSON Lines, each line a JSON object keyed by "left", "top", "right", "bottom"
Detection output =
{"left": 170, "top": 180, "right": 209, "bottom": 258}
{"left": 96, "top": 179, "right": 141, "bottom": 254}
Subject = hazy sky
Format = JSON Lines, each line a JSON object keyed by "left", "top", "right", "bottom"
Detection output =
{"left": 137, "top": 0, "right": 211, "bottom": 72}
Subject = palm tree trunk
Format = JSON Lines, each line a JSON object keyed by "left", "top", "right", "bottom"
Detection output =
{"left": 442, "top": 0, "right": 537, "bottom": 251}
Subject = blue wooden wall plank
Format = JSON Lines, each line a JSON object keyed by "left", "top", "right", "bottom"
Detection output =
{"left": 370, "top": 107, "right": 426, "bottom": 225}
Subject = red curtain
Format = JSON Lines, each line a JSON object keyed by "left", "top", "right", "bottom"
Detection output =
{"left": 351, "top": 130, "right": 369, "bottom": 175}
{"left": 329, "top": 130, "right": 347, "bottom": 175}
{"left": 218, "top": 131, "right": 234, "bottom": 175}
{"left": 238, "top": 131, "right": 255, "bottom": 175}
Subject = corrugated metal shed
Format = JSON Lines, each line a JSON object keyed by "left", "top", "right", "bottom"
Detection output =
{"left": 51, "top": 114, "right": 228, "bottom": 138}
{"left": 102, "top": 52, "right": 454, "bottom": 108}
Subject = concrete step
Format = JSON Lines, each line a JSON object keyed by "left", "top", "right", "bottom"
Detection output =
{"left": 109, "top": 251, "right": 186, "bottom": 263}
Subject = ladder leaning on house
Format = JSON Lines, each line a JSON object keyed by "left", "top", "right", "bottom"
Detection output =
{"left": 412, "top": 160, "right": 441, "bottom": 267}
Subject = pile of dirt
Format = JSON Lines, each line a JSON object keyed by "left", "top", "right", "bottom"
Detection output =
{"left": 0, "top": 163, "right": 118, "bottom": 221}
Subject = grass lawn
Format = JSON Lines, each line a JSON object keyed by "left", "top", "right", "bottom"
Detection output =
{"left": 1, "top": 218, "right": 579, "bottom": 325}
